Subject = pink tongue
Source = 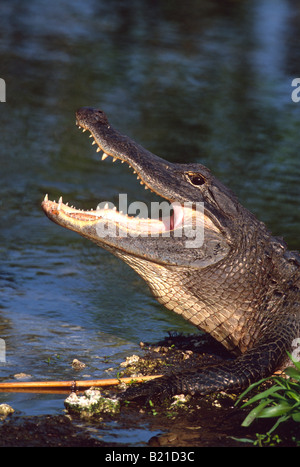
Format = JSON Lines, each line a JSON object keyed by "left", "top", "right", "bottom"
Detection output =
{"left": 162, "top": 203, "right": 184, "bottom": 231}
{"left": 172, "top": 203, "right": 184, "bottom": 229}
{"left": 170, "top": 212, "right": 174, "bottom": 231}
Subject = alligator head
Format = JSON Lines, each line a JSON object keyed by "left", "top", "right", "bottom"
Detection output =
{"left": 41, "top": 107, "right": 288, "bottom": 356}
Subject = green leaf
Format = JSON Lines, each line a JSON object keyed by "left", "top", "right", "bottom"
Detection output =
{"left": 285, "top": 367, "right": 300, "bottom": 382}
{"left": 235, "top": 377, "right": 270, "bottom": 406}
{"left": 267, "top": 415, "right": 290, "bottom": 435}
{"left": 283, "top": 390, "right": 300, "bottom": 402}
{"left": 230, "top": 436, "right": 254, "bottom": 444}
{"left": 286, "top": 352, "right": 300, "bottom": 371}
{"left": 291, "top": 412, "right": 300, "bottom": 422}
{"left": 257, "top": 401, "right": 292, "bottom": 419}
{"left": 241, "top": 385, "right": 283, "bottom": 408}
{"left": 241, "top": 400, "right": 272, "bottom": 427}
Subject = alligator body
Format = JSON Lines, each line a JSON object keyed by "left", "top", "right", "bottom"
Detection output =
{"left": 42, "top": 107, "right": 300, "bottom": 398}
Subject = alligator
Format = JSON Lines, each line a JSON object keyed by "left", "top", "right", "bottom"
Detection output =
{"left": 42, "top": 107, "right": 300, "bottom": 399}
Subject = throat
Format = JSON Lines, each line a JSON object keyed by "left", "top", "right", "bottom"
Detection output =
{"left": 119, "top": 254, "right": 256, "bottom": 354}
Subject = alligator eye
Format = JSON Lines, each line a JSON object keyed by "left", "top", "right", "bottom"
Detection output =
{"left": 186, "top": 173, "right": 206, "bottom": 186}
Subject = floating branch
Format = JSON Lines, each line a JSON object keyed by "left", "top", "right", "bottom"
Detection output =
{"left": 0, "top": 375, "right": 162, "bottom": 394}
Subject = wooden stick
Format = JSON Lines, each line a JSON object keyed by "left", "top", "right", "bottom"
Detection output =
{"left": 0, "top": 375, "right": 162, "bottom": 393}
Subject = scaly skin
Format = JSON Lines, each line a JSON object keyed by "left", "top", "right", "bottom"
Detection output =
{"left": 42, "top": 107, "right": 300, "bottom": 399}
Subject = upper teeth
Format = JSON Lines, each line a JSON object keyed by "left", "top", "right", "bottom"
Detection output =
{"left": 77, "top": 123, "right": 152, "bottom": 192}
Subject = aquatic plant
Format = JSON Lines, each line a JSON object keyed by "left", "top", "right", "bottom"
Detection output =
{"left": 236, "top": 353, "right": 300, "bottom": 442}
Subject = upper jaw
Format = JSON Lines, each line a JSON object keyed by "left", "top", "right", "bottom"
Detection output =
{"left": 75, "top": 107, "right": 192, "bottom": 202}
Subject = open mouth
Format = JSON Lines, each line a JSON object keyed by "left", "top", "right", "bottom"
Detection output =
{"left": 42, "top": 121, "right": 188, "bottom": 237}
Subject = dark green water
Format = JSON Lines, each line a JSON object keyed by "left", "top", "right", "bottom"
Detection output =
{"left": 0, "top": 0, "right": 300, "bottom": 445}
